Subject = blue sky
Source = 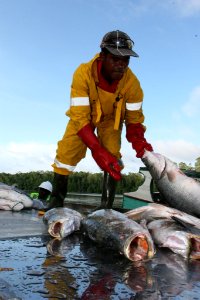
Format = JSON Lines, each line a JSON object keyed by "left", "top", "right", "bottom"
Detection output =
{"left": 0, "top": 0, "right": 200, "bottom": 174}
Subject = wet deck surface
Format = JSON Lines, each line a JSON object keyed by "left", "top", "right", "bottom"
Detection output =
{"left": 1, "top": 206, "right": 200, "bottom": 299}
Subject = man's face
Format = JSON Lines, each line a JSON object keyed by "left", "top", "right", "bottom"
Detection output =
{"left": 38, "top": 188, "right": 50, "bottom": 200}
{"left": 101, "top": 52, "right": 130, "bottom": 82}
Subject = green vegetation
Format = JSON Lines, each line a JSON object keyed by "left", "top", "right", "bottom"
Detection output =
{"left": 195, "top": 157, "right": 200, "bottom": 172}
{"left": 178, "top": 157, "right": 200, "bottom": 181}
{"left": 178, "top": 157, "right": 200, "bottom": 171}
{"left": 0, "top": 171, "right": 144, "bottom": 195}
{"left": 1, "top": 157, "right": 199, "bottom": 194}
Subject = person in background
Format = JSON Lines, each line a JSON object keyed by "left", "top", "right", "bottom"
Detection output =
{"left": 31, "top": 181, "right": 52, "bottom": 210}
{"left": 48, "top": 29, "right": 153, "bottom": 210}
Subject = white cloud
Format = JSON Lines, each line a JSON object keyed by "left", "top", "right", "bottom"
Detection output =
{"left": 0, "top": 143, "right": 56, "bottom": 174}
{"left": 182, "top": 86, "right": 200, "bottom": 117}
{"left": 0, "top": 139, "right": 199, "bottom": 176}
{"left": 0, "top": 141, "right": 142, "bottom": 175}
{"left": 154, "top": 139, "right": 200, "bottom": 165}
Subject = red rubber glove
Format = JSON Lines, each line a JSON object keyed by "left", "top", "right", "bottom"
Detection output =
{"left": 126, "top": 123, "right": 153, "bottom": 158}
{"left": 78, "top": 124, "right": 122, "bottom": 181}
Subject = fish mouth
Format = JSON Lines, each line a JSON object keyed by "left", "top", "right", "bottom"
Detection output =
{"left": 142, "top": 151, "right": 166, "bottom": 180}
{"left": 189, "top": 236, "right": 200, "bottom": 260}
{"left": 49, "top": 221, "right": 63, "bottom": 239}
{"left": 124, "top": 234, "right": 152, "bottom": 261}
{"left": 48, "top": 219, "right": 75, "bottom": 239}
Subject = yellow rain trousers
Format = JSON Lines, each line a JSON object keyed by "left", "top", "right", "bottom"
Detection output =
{"left": 52, "top": 54, "right": 145, "bottom": 175}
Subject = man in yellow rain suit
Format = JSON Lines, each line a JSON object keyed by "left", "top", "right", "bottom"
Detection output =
{"left": 48, "top": 30, "right": 153, "bottom": 209}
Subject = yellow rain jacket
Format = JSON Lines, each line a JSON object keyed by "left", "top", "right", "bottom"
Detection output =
{"left": 53, "top": 54, "right": 144, "bottom": 175}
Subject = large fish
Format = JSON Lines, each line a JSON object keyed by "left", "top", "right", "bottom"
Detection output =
{"left": 125, "top": 203, "right": 200, "bottom": 229}
{"left": 81, "top": 209, "right": 155, "bottom": 262}
{"left": 43, "top": 207, "right": 84, "bottom": 239}
{"left": 142, "top": 150, "right": 200, "bottom": 217}
{"left": 0, "top": 182, "right": 33, "bottom": 211}
{"left": 126, "top": 203, "right": 200, "bottom": 259}
{"left": 147, "top": 218, "right": 200, "bottom": 259}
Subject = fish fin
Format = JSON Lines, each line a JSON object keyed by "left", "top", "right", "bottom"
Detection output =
{"left": 171, "top": 216, "right": 200, "bottom": 235}
{"left": 171, "top": 216, "right": 191, "bottom": 229}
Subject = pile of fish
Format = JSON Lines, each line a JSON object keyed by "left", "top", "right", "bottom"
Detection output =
{"left": 0, "top": 182, "right": 33, "bottom": 211}
{"left": 126, "top": 203, "right": 200, "bottom": 260}
{"left": 125, "top": 150, "right": 200, "bottom": 260}
{"left": 44, "top": 204, "right": 200, "bottom": 261}
{"left": 43, "top": 207, "right": 156, "bottom": 261}
{"left": 43, "top": 150, "right": 200, "bottom": 262}
{"left": 2, "top": 149, "right": 200, "bottom": 263}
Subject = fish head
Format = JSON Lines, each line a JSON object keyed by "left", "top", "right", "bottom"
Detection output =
{"left": 142, "top": 150, "right": 167, "bottom": 180}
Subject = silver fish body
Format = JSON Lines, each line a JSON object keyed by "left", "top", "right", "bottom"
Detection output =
{"left": 81, "top": 209, "right": 155, "bottom": 262}
{"left": 43, "top": 207, "right": 83, "bottom": 239}
{"left": 147, "top": 218, "right": 200, "bottom": 259}
{"left": 0, "top": 182, "right": 33, "bottom": 211}
{"left": 125, "top": 203, "right": 200, "bottom": 229}
{"left": 142, "top": 151, "right": 200, "bottom": 217}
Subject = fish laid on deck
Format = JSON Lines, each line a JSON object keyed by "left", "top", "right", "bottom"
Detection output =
{"left": 147, "top": 218, "right": 200, "bottom": 259}
{"left": 125, "top": 203, "right": 200, "bottom": 229}
{"left": 0, "top": 182, "right": 33, "bottom": 211}
{"left": 81, "top": 209, "right": 155, "bottom": 262}
{"left": 126, "top": 203, "right": 200, "bottom": 259}
{"left": 142, "top": 150, "right": 200, "bottom": 218}
{"left": 43, "top": 207, "right": 84, "bottom": 239}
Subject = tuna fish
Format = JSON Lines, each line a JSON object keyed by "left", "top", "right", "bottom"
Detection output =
{"left": 43, "top": 207, "right": 84, "bottom": 239}
{"left": 0, "top": 182, "right": 33, "bottom": 211}
{"left": 147, "top": 218, "right": 200, "bottom": 259}
{"left": 81, "top": 209, "right": 155, "bottom": 262}
{"left": 142, "top": 150, "right": 200, "bottom": 218}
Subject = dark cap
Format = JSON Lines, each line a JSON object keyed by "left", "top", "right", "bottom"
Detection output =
{"left": 100, "top": 30, "right": 139, "bottom": 57}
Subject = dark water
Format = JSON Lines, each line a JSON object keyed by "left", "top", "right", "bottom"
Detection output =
{"left": 1, "top": 233, "right": 200, "bottom": 300}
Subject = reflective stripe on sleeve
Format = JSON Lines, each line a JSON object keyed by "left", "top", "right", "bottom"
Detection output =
{"left": 126, "top": 102, "right": 142, "bottom": 111}
{"left": 71, "top": 97, "right": 90, "bottom": 106}
{"left": 54, "top": 158, "right": 76, "bottom": 172}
